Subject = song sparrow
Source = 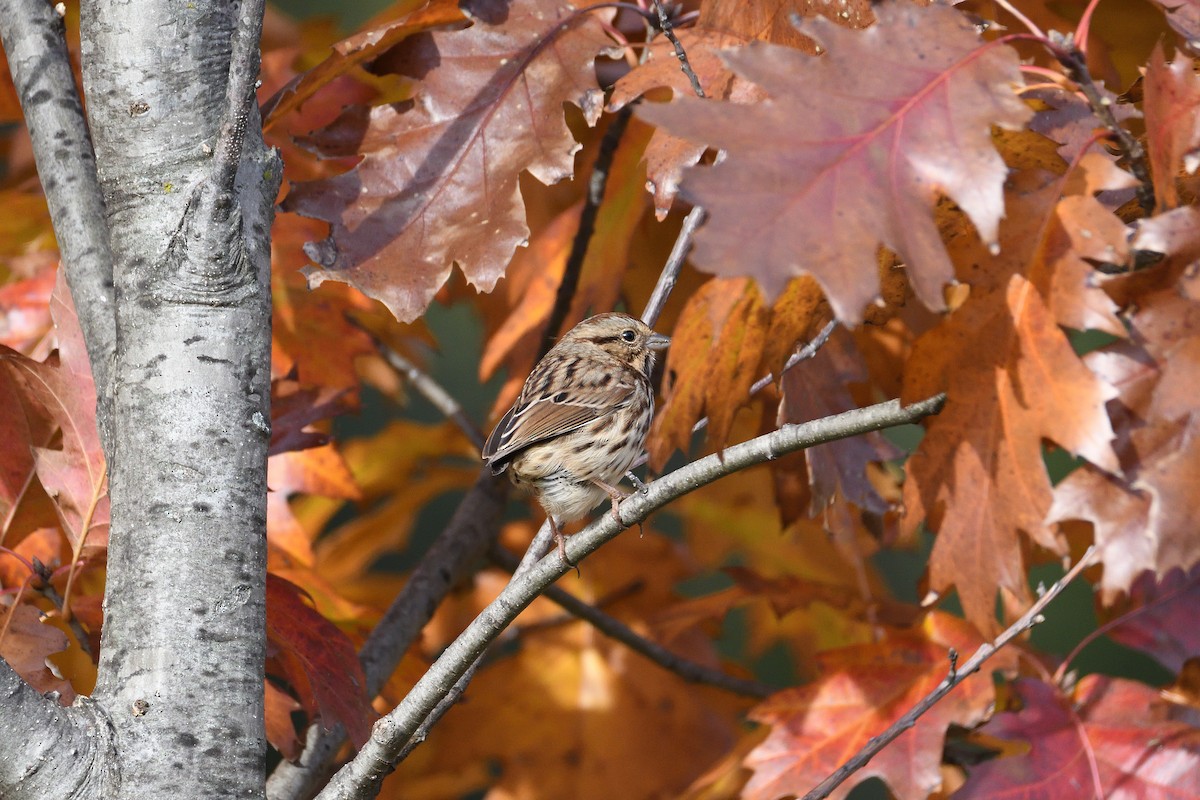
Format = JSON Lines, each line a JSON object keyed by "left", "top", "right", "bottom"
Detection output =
{"left": 482, "top": 312, "right": 671, "bottom": 564}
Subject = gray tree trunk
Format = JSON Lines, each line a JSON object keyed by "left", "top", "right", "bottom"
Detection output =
{"left": 0, "top": 1, "right": 278, "bottom": 797}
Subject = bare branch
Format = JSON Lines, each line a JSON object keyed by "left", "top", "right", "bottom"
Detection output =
{"left": 0, "top": 0, "right": 115, "bottom": 416}
{"left": 650, "top": 0, "right": 706, "bottom": 99}
{"left": 316, "top": 393, "right": 947, "bottom": 800}
{"left": 213, "top": 0, "right": 267, "bottom": 193}
{"left": 352, "top": 317, "right": 486, "bottom": 451}
{"left": 641, "top": 205, "right": 705, "bottom": 327}
{"left": 1049, "top": 39, "right": 1152, "bottom": 214}
{"left": 800, "top": 546, "right": 1098, "bottom": 800}
{"left": 491, "top": 545, "right": 773, "bottom": 698}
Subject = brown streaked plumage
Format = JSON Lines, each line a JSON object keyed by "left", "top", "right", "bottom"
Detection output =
{"left": 482, "top": 312, "right": 670, "bottom": 564}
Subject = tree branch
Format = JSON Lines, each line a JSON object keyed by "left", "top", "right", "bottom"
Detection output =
{"left": 213, "top": 0, "right": 267, "bottom": 193}
{"left": 0, "top": 0, "right": 116, "bottom": 419}
{"left": 0, "top": 656, "right": 114, "bottom": 798}
{"left": 491, "top": 545, "right": 773, "bottom": 698}
{"left": 316, "top": 393, "right": 947, "bottom": 799}
{"left": 352, "top": 317, "right": 486, "bottom": 451}
{"left": 641, "top": 205, "right": 704, "bottom": 327}
{"left": 650, "top": 0, "right": 705, "bottom": 99}
{"left": 801, "top": 546, "right": 1097, "bottom": 800}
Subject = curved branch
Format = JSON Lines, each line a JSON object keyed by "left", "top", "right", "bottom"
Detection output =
{"left": 0, "top": 657, "right": 115, "bottom": 798}
{"left": 0, "top": 0, "right": 116, "bottom": 416}
{"left": 316, "top": 393, "right": 947, "bottom": 799}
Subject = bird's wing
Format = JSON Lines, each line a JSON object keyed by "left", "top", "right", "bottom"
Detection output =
{"left": 482, "top": 380, "right": 637, "bottom": 470}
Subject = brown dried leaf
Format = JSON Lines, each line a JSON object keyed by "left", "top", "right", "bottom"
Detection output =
{"left": 261, "top": 0, "right": 467, "bottom": 128}
{"left": 286, "top": 0, "right": 616, "bottom": 322}
{"left": 637, "top": 1, "right": 1032, "bottom": 323}
{"left": 778, "top": 327, "right": 899, "bottom": 516}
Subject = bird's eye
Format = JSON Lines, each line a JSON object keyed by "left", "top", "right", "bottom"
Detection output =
{"left": 621, "top": 329, "right": 636, "bottom": 342}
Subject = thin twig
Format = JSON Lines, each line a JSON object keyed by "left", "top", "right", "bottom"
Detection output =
{"left": 650, "top": 0, "right": 706, "bottom": 99}
{"left": 800, "top": 546, "right": 1098, "bottom": 800}
{"left": 1050, "top": 40, "right": 1153, "bottom": 214}
{"left": 491, "top": 545, "right": 773, "bottom": 698}
{"left": 349, "top": 315, "right": 486, "bottom": 451}
{"left": 539, "top": 107, "right": 634, "bottom": 359}
{"left": 315, "top": 393, "right": 948, "bottom": 800}
{"left": 641, "top": 205, "right": 705, "bottom": 327}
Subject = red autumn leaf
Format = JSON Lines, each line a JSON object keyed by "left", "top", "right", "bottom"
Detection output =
{"left": 265, "top": 574, "right": 374, "bottom": 747}
{"left": 3, "top": 271, "right": 108, "bottom": 551}
{"left": 743, "top": 612, "right": 1006, "bottom": 800}
{"left": 260, "top": 0, "right": 467, "bottom": 128}
{"left": 1106, "top": 565, "right": 1200, "bottom": 674}
{"left": 637, "top": 0, "right": 1032, "bottom": 323}
{"left": 958, "top": 676, "right": 1200, "bottom": 799}
{"left": 285, "top": 0, "right": 617, "bottom": 322}
{"left": 1143, "top": 42, "right": 1200, "bottom": 212}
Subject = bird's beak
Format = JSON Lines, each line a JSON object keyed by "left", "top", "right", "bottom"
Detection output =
{"left": 647, "top": 332, "right": 671, "bottom": 351}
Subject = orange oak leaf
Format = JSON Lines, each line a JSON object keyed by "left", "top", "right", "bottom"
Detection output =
{"left": 285, "top": 0, "right": 617, "bottom": 322}
{"left": 698, "top": 0, "right": 875, "bottom": 49}
{"left": 743, "top": 613, "right": 1006, "bottom": 800}
{"left": 637, "top": 0, "right": 1032, "bottom": 323}
{"left": 649, "top": 277, "right": 769, "bottom": 469}
{"left": 271, "top": 214, "right": 377, "bottom": 392}
{"left": 904, "top": 275, "right": 1117, "bottom": 633}
{"left": 2, "top": 271, "right": 108, "bottom": 553}
{"left": 1144, "top": 42, "right": 1200, "bottom": 212}
{"left": 265, "top": 574, "right": 374, "bottom": 747}
{"left": 958, "top": 677, "right": 1200, "bottom": 798}
{"left": 608, "top": 28, "right": 763, "bottom": 217}
{"left": 409, "top": 533, "right": 747, "bottom": 800}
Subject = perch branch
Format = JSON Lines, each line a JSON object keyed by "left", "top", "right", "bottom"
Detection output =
{"left": 316, "top": 393, "right": 948, "bottom": 799}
